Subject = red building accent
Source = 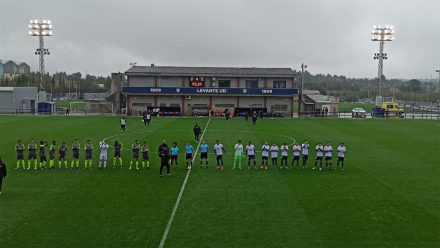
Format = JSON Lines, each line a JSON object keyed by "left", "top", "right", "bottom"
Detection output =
{"left": 236, "top": 96, "right": 240, "bottom": 107}
{"left": 209, "top": 96, "right": 213, "bottom": 109}
{"left": 264, "top": 78, "right": 268, "bottom": 88}
{"left": 264, "top": 96, "right": 267, "bottom": 108}
{"left": 154, "top": 96, "right": 157, "bottom": 106}
{"left": 181, "top": 96, "right": 185, "bottom": 115}
{"left": 155, "top": 76, "right": 158, "bottom": 87}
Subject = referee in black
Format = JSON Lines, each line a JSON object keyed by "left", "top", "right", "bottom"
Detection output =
{"left": 158, "top": 141, "right": 171, "bottom": 176}
{"left": 0, "top": 156, "right": 7, "bottom": 195}
{"left": 193, "top": 123, "right": 201, "bottom": 143}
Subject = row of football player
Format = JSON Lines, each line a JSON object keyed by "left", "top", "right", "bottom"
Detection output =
{"left": 13, "top": 139, "right": 347, "bottom": 170}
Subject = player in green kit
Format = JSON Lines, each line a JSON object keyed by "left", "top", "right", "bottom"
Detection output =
{"left": 27, "top": 139, "right": 37, "bottom": 169}
{"left": 15, "top": 140, "right": 25, "bottom": 169}
{"left": 129, "top": 140, "right": 140, "bottom": 170}
{"left": 39, "top": 141, "right": 48, "bottom": 169}
{"left": 84, "top": 140, "right": 93, "bottom": 169}
{"left": 233, "top": 140, "right": 243, "bottom": 170}
{"left": 71, "top": 139, "right": 80, "bottom": 169}
{"left": 49, "top": 141, "right": 56, "bottom": 169}
{"left": 141, "top": 142, "right": 150, "bottom": 169}
{"left": 113, "top": 141, "right": 123, "bottom": 168}
{"left": 58, "top": 142, "right": 68, "bottom": 168}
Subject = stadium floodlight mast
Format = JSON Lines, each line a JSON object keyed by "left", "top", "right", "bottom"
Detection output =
{"left": 371, "top": 25, "right": 394, "bottom": 97}
{"left": 28, "top": 19, "right": 53, "bottom": 90}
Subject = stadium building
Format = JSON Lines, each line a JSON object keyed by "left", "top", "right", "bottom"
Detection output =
{"left": 122, "top": 65, "right": 298, "bottom": 116}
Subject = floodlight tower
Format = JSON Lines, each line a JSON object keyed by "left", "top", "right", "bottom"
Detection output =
{"left": 28, "top": 19, "right": 53, "bottom": 89}
{"left": 371, "top": 25, "right": 394, "bottom": 97}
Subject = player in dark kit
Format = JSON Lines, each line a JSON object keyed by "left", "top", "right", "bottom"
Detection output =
{"left": 113, "top": 141, "right": 123, "bottom": 168}
{"left": 58, "top": 142, "right": 68, "bottom": 168}
{"left": 130, "top": 140, "right": 140, "bottom": 170}
{"left": 0, "top": 157, "right": 7, "bottom": 195}
{"left": 193, "top": 123, "right": 201, "bottom": 142}
{"left": 141, "top": 142, "right": 150, "bottom": 168}
{"left": 158, "top": 141, "right": 171, "bottom": 176}
{"left": 84, "top": 140, "right": 93, "bottom": 169}
{"left": 27, "top": 139, "right": 37, "bottom": 170}
{"left": 49, "top": 141, "right": 56, "bottom": 169}
{"left": 15, "top": 140, "right": 25, "bottom": 169}
{"left": 39, "top": 141, "right": 48, "bottom": 169}
{"left": 252, "top": 112, "right": 258, "bottom": 126}
{"left": 71, "top": 139, "right": 80, "bottom": 169}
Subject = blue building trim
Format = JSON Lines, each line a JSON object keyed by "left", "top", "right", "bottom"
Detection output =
{"left": 122, "top": 87, "right": 298, "bottom": 96}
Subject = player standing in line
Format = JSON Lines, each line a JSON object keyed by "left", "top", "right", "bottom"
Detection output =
{"left": 261, "top": 141, "right": 270, "bottom": 170}
{"left": 199, "top": 140, "right": 209, "bottom": 168}
{"left": 233, "top": 140, "right": 243, "bottom": 170}
{"left": 71, "top": 139, "right": 80, "bottom": 169}
{"left": 58, "top": 142, "right": 68, "bottom": 168}
{"left": 141, "top": 142, "right": 150, "bottom": 169}
{"left": 49, "top": 141, "right": 56, "bottom": 169}
{"left": 324, "top": 142, "right": 333, "bottom": 170}
{"left": 15, "top": 140, "right": 25, "bottom": 169}
{"left": 246, "top": 141, "right": 257, "bottom": 169}
{"left": 280, "top": 143, "right": 289, "bottom": 169}
{"left": 158, "top": 141, "right": 171, "bottom": 176}
{"left": 313, "top": 142, "right": 324, "bottom": 171}
{"left": 336, "top": 143, "right": 346, "bottom": 170}
{"left": 129, "top": 140, "right": 140, "bottom": 170}
{"left": 120, "top": 116, "right": 127, "bottom": 132}
{"left": 270, "top": 143, "right": 279, "bottom": 169}
{"left": 39, "top": 141, "right": 48, "bottom": 169}
{"left": 84, "top": 140, "right": 93, "bottom": 170}
{"left": 301, "top": 140, "right": 310, "bottom": 169}
{"left": 193, "top": 123, "right": 202, "bottom": 143}
{"left": 252, "top": 112, "right": 258, "bottom": 126}
{"left": 99, "top": 140, "right": 109, "bottom": 169}
{"left": 170, "top": 142, "right": 179, "bottom": 166}
{"left": 185, "top": 142, "right": 194, "bottom": 170}
{"left": 214, "top": 140, "right": 226, "bottom": 171}
{"left": 27, "top": 139, "right": 37, "bottom": 170}
{"left": 113, "top": 141, "right": 123, "bottom": 168}
{"left": 291, "top": 142, "right": 301, "bottom": 169}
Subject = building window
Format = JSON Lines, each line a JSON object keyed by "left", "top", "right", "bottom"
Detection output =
{"left": 160, "top": 103, "right": 167, "bottom": 107}
{"left": 218, "top": 80, "right": 231, "bottom": 88}
{"left": 273, "top": 81, "right": 287, "bottom": 88}
{"left": 246, "top": 80, "right": 258, "bottom": 88}
{"left": 250, "top": 104, "right": 263, "bottom": 108}
{"left": 270, "top": 104, "right": 288, "bottom": 113}
{"left": 214, "top": 104, "right": 235, "bottom": 108}
{"left": 170, "top": 103, "right": 180, "bottom": 107}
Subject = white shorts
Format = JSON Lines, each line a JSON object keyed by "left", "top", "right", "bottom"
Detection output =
{"left": 100, "top": 154, "right": 108, "bottom": 160}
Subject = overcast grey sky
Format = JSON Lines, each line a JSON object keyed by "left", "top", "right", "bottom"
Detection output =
{"left": 0, "top": 0, "right": 439, "bottom": 79}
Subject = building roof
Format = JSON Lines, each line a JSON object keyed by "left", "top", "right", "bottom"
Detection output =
{"left": 125, "top": 65, "right": 296, "bottom": 78}
{"left": 306, "top": 94, "right": 338, "bottom": 103}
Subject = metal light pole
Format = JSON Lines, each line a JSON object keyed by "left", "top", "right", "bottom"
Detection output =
{"left": 298, "top": 63, "right": 307, "bottom": 116}
{"left": 371, "top": 25, "right": 394, "bottom": 97}
{"left": 28, "top": 19, "right": 53, "bottom": 90}
{"left": 436, "top": 69, "right": 440, "bottom": 110}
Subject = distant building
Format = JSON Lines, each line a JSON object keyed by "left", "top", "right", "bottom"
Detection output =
{"left": 0, "top": 60, "right": 31, "bottom": 79}
{"left": 301, "top": 90, "right": 339, "bottom": 116}
{"left": 0, "top": 87, "right": 39, "bottom": 113}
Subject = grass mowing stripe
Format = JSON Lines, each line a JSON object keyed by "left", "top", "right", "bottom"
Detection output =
{"left": 158, "top": 118, "right": 211, "bottom": 248}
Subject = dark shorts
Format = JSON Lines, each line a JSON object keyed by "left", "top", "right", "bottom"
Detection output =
{"left": 325, "top": 156, "right": 332, "bottom": 161}
{"left": 171, "top": 155, "right": 178, "bottom": 160}
{"left": 216, "top": 155, "right": 223, "bottom": 160}
{"left": 186, "top": 153, "right": 193, "bottom": 160}
{"left": 248, "top": 155, "right": 255, "bottom": 160}
{"left": 200, "top": 152, "right": 208, "bottom": 159}
{"left": 85, "top": 152, "right": 92, "bottom": 160}
{"left": 40, "top": 155, "right": 47, "bottom": 162}
{"left": 262, "top": 156, "right": 268, "bottom": 161}
{"left": 121, "top": 125, "right": 126, "bottom": 130}
{"left": 17, "top": 153, "right": 24, "bottom": 160}
{"left": 132, "top": 153, "right": 139, "bottom": 160}
{"left": 293, "top": 155, "right": 300, "bottom": 160}
{"left": 316, "top": 156, "right": 323, "bottom": 161}
{"left": 49, "top": 153, "right": 55, "bottom": 160}
{"left": 338, "top": 157, "right": 344, "bottom": 161}
{"left": 143, "top": 153, "right": 149, "bottom": 161}
{"left": 59, "top": 154, "right": 66, "bottom": 160}
{"left": 28, "top": 153, "right": 36, "bottom": 160}
{"left": 114, "top": 151, "right": 121, "bottom": 158}
{"left": 72, "top": 151, "right": 80, "bottom": 159}
{"left": 282, "top": 156, "right": 288, "bottom": 160}
{"left": 302, "top": 155, "right": 308, "bottom": 160}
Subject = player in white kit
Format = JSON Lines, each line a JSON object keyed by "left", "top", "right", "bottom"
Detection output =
{"left": 336, "top": 143, "right": 347, "bottom": 170}
{"left": 214, "top": 140, "right": 226, "bottom": 171}
{"left": 324, "top": 143, "right": 333, "bottom": 170}
{"left": 291, "top": 143, "right": 301, "bottom": 169}
{"left": 261, "top": 142, "right": 270, "bottom": 170}
{"left": 280, "top": 143, "right": 288, "bottom": 169}
{"left": 301, "top": 140, "right": 310, "bottom": 169}
{"left": 313, "top": 142, "right": 324, "bottom": 170}
{"left": 99, "top": 140, "right": 109, "bottom": 169}
{"left": 270, "top": 143, "right": 279, "bottom": 169}
{"left": 246, "top": 141, "right": 257, "bottom": 169}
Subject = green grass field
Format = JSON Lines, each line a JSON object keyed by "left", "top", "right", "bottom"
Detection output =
{"left": 0, "top": 116, "right": 439, "bottom": 248}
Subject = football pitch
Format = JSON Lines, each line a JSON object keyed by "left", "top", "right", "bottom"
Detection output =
{"left": 0, "top": 116, "right": 439, "bottom": 248}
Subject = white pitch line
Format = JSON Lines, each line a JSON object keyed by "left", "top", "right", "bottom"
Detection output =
{"left": 158, "top": 118, "right": 211, "bottom": 248}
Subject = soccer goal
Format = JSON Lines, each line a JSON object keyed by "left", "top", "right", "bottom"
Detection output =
{"left": 69, "top": 101, "right": 86, "bottom": 114}
{"left": 84, "top": 100, "right": 114, "bottom": 114}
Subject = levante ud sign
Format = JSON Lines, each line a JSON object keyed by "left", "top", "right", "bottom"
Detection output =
{"left": 122, "top": 87, "right": 298, "bottom": 96}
